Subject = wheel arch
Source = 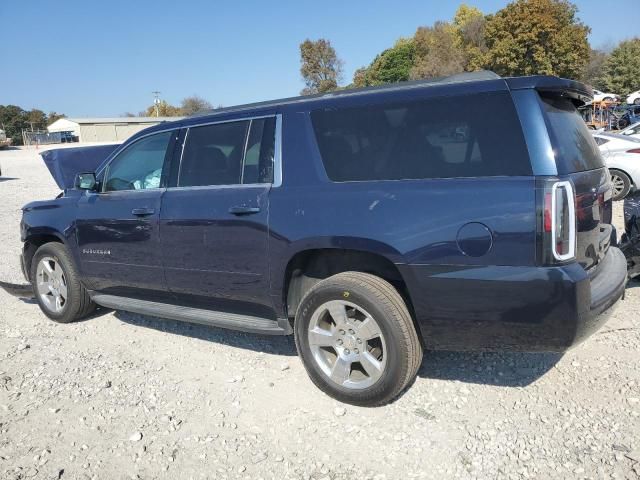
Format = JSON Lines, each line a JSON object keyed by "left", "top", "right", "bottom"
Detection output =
{"left": 23, "top": 229, "right": 68, "bottom": 282}
{"left": 281, "top": 247, "right": 419, "bottom": 339}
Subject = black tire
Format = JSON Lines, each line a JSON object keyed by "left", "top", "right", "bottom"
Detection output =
{"left": 30, "top": 242, "right": 96, "bottom": 323}
{"left": 294, "top": 271, "right": 422, "bottom": 406}
{"left": 610, "top": 169, "right": 632, "bottom": 201}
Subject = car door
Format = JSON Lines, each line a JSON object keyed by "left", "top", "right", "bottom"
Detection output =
{"left": 76, "top": 129, "right": 178, "bottom": 298}
{"left": 160, "top": 115, "right": 278, "bottom": 313}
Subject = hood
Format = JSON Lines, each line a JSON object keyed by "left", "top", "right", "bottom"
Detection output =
{"left": 40, "top": 144, "right": 120, "bottom": 190}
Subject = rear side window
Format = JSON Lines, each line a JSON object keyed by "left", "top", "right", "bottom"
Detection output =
{"left": 540, "top": 96, "right": 604, "bottom": 173}
{"left": 178, "top": 118, "right": 276, "bottom": 187}
{"left": 310, "top": 92, "right": 531, "bottom": 182}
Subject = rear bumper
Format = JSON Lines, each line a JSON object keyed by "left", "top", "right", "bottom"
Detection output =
{"left": 400, "top": 247, "right": 627, "bottom": 352}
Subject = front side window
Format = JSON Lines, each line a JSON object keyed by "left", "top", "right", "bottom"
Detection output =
{"left": 104, "top": 131, "right": 173, "bottom": 192}
{"left": 311, "top": 92, "right": 531, "bottom": 182}
{"left": 178, "top": 118, "right": 276, "bottom": 187}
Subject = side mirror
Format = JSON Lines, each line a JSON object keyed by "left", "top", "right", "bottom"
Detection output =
{"left": 75, "top": 172, "right": 97, "bottom": 191}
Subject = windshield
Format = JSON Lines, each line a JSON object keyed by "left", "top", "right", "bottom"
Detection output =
{"left": 540, "top": 95, "right": 604, "bottom": 174}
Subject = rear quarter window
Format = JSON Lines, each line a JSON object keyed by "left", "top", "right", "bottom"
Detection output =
{"left": 310, "top": 91, "right": 532, "bottom": 182}
{"left": 540, "top": 95, "right": 604, "bottom": 174}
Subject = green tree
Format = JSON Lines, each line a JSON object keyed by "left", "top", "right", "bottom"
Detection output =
{"left": 483, "top": 0, "right": 590, "bottom": 78}
{"left": 352, "top": 38, "right": 416, "bottom": 87}
{"left": 299, "top": 38, "right": 343, "bottom": 95}
{"left": 601, "top": 38, "right": 640, "bottom": 97}
{"left": 410, "top": 21, "right": 465, "bottom": 79}
{"left": 180, "top": 95, "right": 213, "bottom": 115}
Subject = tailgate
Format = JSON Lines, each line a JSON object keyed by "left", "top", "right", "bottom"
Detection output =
{"left": 569, "top": 168, "right": 613, "bottom": 270}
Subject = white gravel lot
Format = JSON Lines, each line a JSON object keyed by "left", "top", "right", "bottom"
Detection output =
{"left": 0, "top": 146, "right": 639, "bottom": 480}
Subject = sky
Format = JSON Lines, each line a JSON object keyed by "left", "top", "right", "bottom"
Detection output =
{"left": 0, "top": 0, "right": 638, "bottom": 117}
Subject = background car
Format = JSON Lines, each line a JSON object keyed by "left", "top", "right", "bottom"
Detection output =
{"left": 593, "top": 89, "right": 619, "bottom": 103}
{"left": 626, "top": 89, "right": 640, "bottom": 105}
{"left": 620, "top": 121, "right": 640, "bottom": 139}
{"left": 593, "top": 132, "right": 640, "bottom": 200}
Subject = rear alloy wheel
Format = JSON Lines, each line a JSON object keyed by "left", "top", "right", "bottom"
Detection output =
{"left": 610, "top": 170, "right": 632, "bottom": 201}
{"left": 295, "top": 271, "right": 422, "bottom": 406}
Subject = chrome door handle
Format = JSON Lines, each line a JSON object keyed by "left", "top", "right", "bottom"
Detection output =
{"left": 228, "top": 206, "right": 260, "bottom": 215}
{"left": 131, "top": 207, "right": 155, "bottom": 216}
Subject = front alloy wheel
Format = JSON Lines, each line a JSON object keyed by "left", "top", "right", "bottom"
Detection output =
{"left": 36, "top": 256, "right": 68, "bottom": 313}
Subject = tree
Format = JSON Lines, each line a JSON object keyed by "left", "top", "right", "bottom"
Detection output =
{"left": 180, "top": 95, "right": 213, "bottom": 116}
{"left": 601, "top": 38, "right": 640, "bottom": 97}
{"left": 139, "top": 100, "right": 182, "bottom": 117}
{"left": 352, "top": 38, "right": 416, "bottom": 87}
{"left": 299, "top": 38, "right": 343, "bottom": 95}
{"left": 580, "top": 49, "right": 609, "bottom": 89}
{"left": 453, "top": 5, "right": 488, "bottom": 71}
{"left": 483, "top": 0, "right": 590, "bottom": 78}
{"left": 410, "top": 21, "right": 465, "bottom": 79}
{"left": 47, "top": 112, "right": 66, "bottom": 126}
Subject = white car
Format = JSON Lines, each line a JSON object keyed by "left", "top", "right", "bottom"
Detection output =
{"left": 627, "top": 90, "right": 640, "bottom": 105}
{"left": 592, "top": 89, "right": 619, "bottom": 103}
{"left": 593, "top": 132, "right": 640, "bottom": 200}
{"left": 619, "top": 121, "right": 640, "bottom": 139}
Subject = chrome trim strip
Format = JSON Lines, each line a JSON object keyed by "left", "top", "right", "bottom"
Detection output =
{"left": 176, "top": 128, "right": 189, "bottom": 188}
{"left": 240, "top": 119, "right": 253, "bottom": 185}
{"left": 273, "top": 114, "right": 283, "bottom": 187}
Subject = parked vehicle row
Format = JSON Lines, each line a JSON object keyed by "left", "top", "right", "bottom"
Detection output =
{"left": 593, "top": 131, "right": 640, "bottom": 200}
{"left": 12, "top": 72, "right": 627, "bottom": 405}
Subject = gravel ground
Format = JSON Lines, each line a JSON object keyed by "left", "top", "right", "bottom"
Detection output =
{"left": 0, "top": 146, "right": 639, "bottom": 480}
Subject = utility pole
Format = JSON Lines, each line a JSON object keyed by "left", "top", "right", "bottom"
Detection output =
{"left": 152, "top": 91, "right": 161, "bottom": 117}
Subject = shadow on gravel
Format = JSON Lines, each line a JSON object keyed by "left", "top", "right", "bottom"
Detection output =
{"left": 0, "top": 177, "right": 19, "bottom": 182}
{"left": 417, "top": 350, "right": 562, "bottom": 387}
{"left": 113, "top": 310, "right": 297, "bottom": 356}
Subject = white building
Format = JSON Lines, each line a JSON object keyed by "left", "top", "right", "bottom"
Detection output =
{"left": 47, "top": 117, "right": 181, "bottom": 143}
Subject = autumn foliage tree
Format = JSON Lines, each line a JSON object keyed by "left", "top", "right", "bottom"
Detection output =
{"left": 483, "top": 0, "right": 590, "bottom": 78}
{"left": 299, "top": 38, "right": 344, "bottom": 95}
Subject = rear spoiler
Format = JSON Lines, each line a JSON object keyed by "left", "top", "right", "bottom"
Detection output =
{"left": 506, "top": 76, "right": 593, "bottom": 106}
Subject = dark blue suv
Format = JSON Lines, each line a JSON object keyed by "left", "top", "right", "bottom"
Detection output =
{"left": 19, "top": 72, "right": 627, "bottom": 405}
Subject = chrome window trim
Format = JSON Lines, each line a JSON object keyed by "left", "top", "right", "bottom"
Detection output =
{"left": 240, "top": 119, "right": 253, "bottom": 185}
{"left": 96, "top": 126, "right": 180, "bottom": 179}
{"left": 174, "top": 113, "right": 282, "bottom": 190}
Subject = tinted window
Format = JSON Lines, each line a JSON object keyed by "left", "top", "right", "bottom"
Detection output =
{"left": 104, "top": 131, "right": 172, "bottom": 192}
{"left": 310, "top": 92, "right": 531, "bottom": 181}
{"left": 178, "top": 118, "right": 276, "bottom": 187}
{"left": 242, "top": 117, "right": 276, "bottom": 184}
{"left": 541, "top": 95, "right": 604, "bottom": 173}
{"left": 179, "top": 121, "right": 249, "bottom": 187}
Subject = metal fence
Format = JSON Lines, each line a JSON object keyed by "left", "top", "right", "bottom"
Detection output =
{"left": 22, "top": 130, "right": 62, "bottom": 146}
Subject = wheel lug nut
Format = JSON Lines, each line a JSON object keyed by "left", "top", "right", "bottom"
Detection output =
{"left": 339, "top": 329, "right": 345, "bottom": 335}
{"left": 357, "top": 338, "right": 362, "bottom": 344}
{"left": 344, "top": 349, "right": 350, "bottom": 355}
{"left": 354, "top": 348, "right": 359, "bottom": 354}
{"left": 336, "top": 339, "right": 343, "bottom": 345}
{"left": 348, "top": 329, "right": 355, "bottom": 335}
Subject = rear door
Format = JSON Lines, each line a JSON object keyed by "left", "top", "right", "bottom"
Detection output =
{"left": 159, "top": 115, "right": 278, "bottom": 312}
{"left": 76, "top": 129, "right": 178, "bottom": 297}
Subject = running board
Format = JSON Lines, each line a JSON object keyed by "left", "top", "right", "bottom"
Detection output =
{"left": 91, "top": 294, "right": 292, "bottom": 335}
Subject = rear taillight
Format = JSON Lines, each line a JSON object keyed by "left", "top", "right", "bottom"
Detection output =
{"left": 627, "top": 148, "right": 640, "bottom": 154}
{"left": 537, "top": 179, "right": 576, "bottom": 264}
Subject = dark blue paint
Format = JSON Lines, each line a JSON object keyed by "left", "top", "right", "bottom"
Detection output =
{"left": 20, "top": 75, "right": 626, "bottom": 352}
